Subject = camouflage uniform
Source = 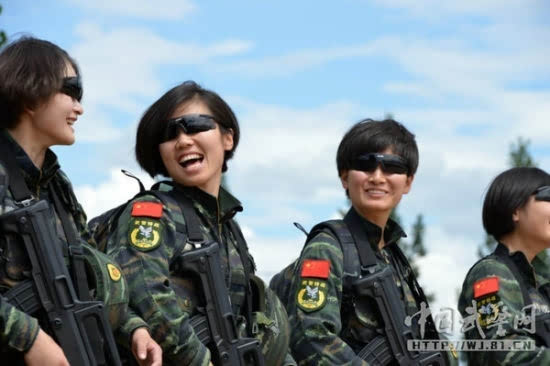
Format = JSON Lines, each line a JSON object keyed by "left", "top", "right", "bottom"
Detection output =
{"left": 0, "top": 130, "right": 146, "bottom": 357}
{"left": 458, "top": 243, "right": 550, "bottom": 365}
{"left": 286, "top": 207, "right": 450, "bottom": 365}
{"left": 106, "top": 182, "right": 293, "bottom": 365}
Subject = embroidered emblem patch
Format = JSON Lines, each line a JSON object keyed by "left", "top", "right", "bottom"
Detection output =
{"left": 129, "top": 218, "right": 162, "bottom": 251}
{"left": 131, "top": 202, "right": 163, "bottom": 218}
{"left": 301, "top": 259, "right": 330, "bottom": 279}
{"left": 107, "top": 263, "right": 121, "bottom": 282}
{"left": 296, "top": 278, "right": 328, "bottom": 312}
{"left": 474, "top": 276, "right": 499, "bottom": 298}
{"left": 476, "top": 294, "right": 501, "bottom": 327}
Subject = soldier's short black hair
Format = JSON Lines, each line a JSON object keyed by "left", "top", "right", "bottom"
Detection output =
{"left": 0, "top": 36, "right": 80, "bottom": 129}
{"left": 336, "top": 118, "right": 419, "bottom": 177}
{"left": 135, "top": 80, "right": 240, "bottom": 177}
{"left": 483, "top": 167, "right": 550, "bottom": 241}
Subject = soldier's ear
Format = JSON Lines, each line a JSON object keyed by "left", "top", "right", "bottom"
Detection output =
{"left": 512, "top": 208, "right": 520, "bottom": 223}
{"left": 340, "top": 170, "right": 349, "bottom": 190}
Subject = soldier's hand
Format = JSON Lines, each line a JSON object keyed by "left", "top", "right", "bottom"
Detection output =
{"left": 24, "top": 328, "right": 70, "bottom": 366}
{"left": 131, "top": 327, "right": 163, "bottom": 366}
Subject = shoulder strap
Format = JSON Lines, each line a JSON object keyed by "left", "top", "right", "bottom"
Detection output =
{"left": 308, "top": 219, "right": 357, "bottom": 278}
{"left": 343, "top": 209, "right": 378, "bottom": 269}
{"left": 159, "top": 187, "right": 257, "bottom": 335}
{"left": 156, "top": 189, "right": 203, "bottom": 244}
{"left": 306, "top": 208, "right": 379, "bottom": 276}
{"left": 49, "top": 182, "right": 92, "bottom": 301}
{"left": 0, "top": 143, "right": 34, "bottom": 205}
{"left": 490, "top": 246, "right": 532, "bottom": 307}
{"left": 0, "top": 144, "right": 92, "bottom": 301}
{"left": 227, "top": 219, "right": 256, "bottom": 336}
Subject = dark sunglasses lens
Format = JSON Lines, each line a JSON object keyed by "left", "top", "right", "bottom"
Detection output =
{"left": 162, "top": 115, "right": 216, "bottom": 142}
{"left": 535, "top": 186, "right": 550, "bottom": 202}
{"left": 61, "top": 77, "right": 83, "bottom": 101}
{"left": 353, "top": 154, "right": 408, "bottom": 174}
{"left": 381, "top": 160, "right": 408, "bottom": 174}
{"left": 352, "top": 156, "right": 377, "bottom": 172}
{"left": 184, "top": 116, "right": 216, "bottom": 134}
{"left": 162, "top": 122, "right": 180, "bottom": 142}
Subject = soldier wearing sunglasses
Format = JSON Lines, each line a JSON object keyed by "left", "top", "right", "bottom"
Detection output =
{"left": 0, "top": 37, "right": 161, "bottom": 366}
{"left": 104, "top": 81, "right": 295, "bottom": 365}
{"left": 272, "top": 119, "right": 455, "bottom": 365}
{"left": 459, "top": 167, "right": 550, "bottom": 365}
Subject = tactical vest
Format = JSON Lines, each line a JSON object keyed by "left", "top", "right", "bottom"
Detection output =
{"left": 89, "top": 181, "right": 257, "bottom": 329}
{"left": 270, "top": 208, "right": 447, "bottom": 365}
{"left": 485, "top": 245, "right": 550, "bottom": 346}
{"left": 90, "top": 180, "right": 293, "bottom": 365}
{"left": 0, "top": 143, "right": 123, "bottom": 365}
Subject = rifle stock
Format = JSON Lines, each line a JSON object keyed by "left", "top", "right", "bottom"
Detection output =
{"left": 172, "top": 241, "right": 264, "bottom": 366}
{"left": 354, "top": 266, "right": 446, "bottom": 366}
{"left": 1, "top": 199, "right": 121, "bottom": 366}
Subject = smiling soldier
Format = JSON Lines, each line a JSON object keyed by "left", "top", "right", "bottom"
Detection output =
{"left": 271, "top": 119, "right": 456, "bottom": 365}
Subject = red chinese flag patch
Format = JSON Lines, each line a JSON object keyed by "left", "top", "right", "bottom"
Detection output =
{"left": 301, "top": 259, "right": 331, "bottom": 279}
{"left": 131, "top": 202, "right": 163, "bottom": 218}
{"left": 473, "top": 276, "right": 499, "bottom": 298}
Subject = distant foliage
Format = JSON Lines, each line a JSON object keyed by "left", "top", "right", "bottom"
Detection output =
{"left": 0, "top": 5, "right": 7, "bottom": 48}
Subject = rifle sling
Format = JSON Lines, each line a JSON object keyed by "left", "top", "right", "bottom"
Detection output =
{"left": 0, "top": 143, "right": 34, "bottom": 203}
{"left": 49, "top": 183, "right": 92, "bottom": 301}
{"left": 170, "top": 186, "right": 256, "bottom": 337}
{"left": 0, "top": 143, "right": 92, "bottom": 301}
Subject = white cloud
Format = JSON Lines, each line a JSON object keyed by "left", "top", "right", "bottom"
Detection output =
{"left": 75, "top": 168, "right": 156, "bottom": 219}
{"left": 69, "top": 23, "right": 253, "bottom": 142}
{"left": 65, "top": 0, "right": 196, "bottom": 20}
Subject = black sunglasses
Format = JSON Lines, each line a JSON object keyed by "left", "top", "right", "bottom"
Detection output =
{"left": 60, "top": 76, "right": 83, "bottom": 102}
{"left": 534, "top": 186, "right": 550, "bottom": 202}
{"left": 161, "top": 114, "right": 217, "bottom": 142}
{"left": 350, "top": 153, "right": 409, "bottom": 175}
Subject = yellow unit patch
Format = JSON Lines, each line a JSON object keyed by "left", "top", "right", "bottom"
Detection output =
{"left": 107, "top": 263, "right": 121, "bottom": 282}
{"left": 476, "top": 294, "right": 500, "bottom": 327}
{"left": 128, "top": 218, "right": 162, "bottom": 251}
{"left": 296, "top": 279, "right": 328, "bottom": 313}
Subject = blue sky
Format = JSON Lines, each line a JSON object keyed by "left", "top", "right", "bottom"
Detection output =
{"left": 3, "top": 0, "right": 550, "bottom": 316}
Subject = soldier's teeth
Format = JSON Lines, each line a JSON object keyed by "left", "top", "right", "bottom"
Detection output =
{"left": 180, "top": 154, "right": 202, "bottom": 163}
{"left": 179, "top": 155, "right": 203, "bottom": 168}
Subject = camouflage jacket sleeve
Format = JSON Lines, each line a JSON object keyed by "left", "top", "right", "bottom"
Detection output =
{"left": 0, "top": 295, "right": 40, "bottom": 352}
{"left": 458, "top": 258, "right": 550, "bottom": 365}
{"left": 106, "top": 195, "right": 210, "bottom": 366}
{"left": 55, "top": 171, "right": 150, "bottom": 343}
{"left": 0, "top": 163, "right": 40, "bottom": 352}
{"left": 287, "top": 232, "right": 368, "bottom": 366}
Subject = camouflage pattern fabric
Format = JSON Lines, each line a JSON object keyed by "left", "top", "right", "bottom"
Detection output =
{"left": 458, "top": 244, "right": 550, "bottom": 365}
{"left": 106, "top": 182, "right": 293, "bottom": 365}
{"left": 0, "top": 129, "right": 146, "bottom": 356}
{"left": 286, "top": 211, "right": 432, "bottom": 365}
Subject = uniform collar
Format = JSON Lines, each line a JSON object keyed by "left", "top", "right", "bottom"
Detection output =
{"left": 174, "top": 183, "right": 243, "bottom": 223}
{"left": 495, "top": 243, "right": 537, "bottom": 287}
{"left": 348, "top": 206, "right": 407, "bottom": 253}
{"left": 532, "top": 250, "right": 550, "bottom": 286}
{"left": 0, "top": 129, "right": 60, "bottom": 191}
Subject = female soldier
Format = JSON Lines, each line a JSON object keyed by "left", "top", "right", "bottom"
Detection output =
{"left": 105, "top": 81, "right": 294, "bottom": 365}
{"left": 0, "top": 36, "right": 161, "bottom": 365}
{"left": 458, "top": 167, "right": 550, "bottom": 365}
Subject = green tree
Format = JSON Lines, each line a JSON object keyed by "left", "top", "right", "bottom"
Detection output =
{"left": 391, "top": 208, "right": 434, "bottom": 302}
{"left": 477, "top": 137, "right": 537, "bottom": 258}
{"left": 0, "top": 5, "right": 7, "bottom": 48}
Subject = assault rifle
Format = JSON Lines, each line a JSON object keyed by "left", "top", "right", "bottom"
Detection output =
{"left": 171, "top": 241, "right": 265, "bottom": 366}
{"left": 354, "top": 266, "right": 447, "bottom": 366}
{"left": 1, "top": 199, "right": 121, "bottom": 366}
